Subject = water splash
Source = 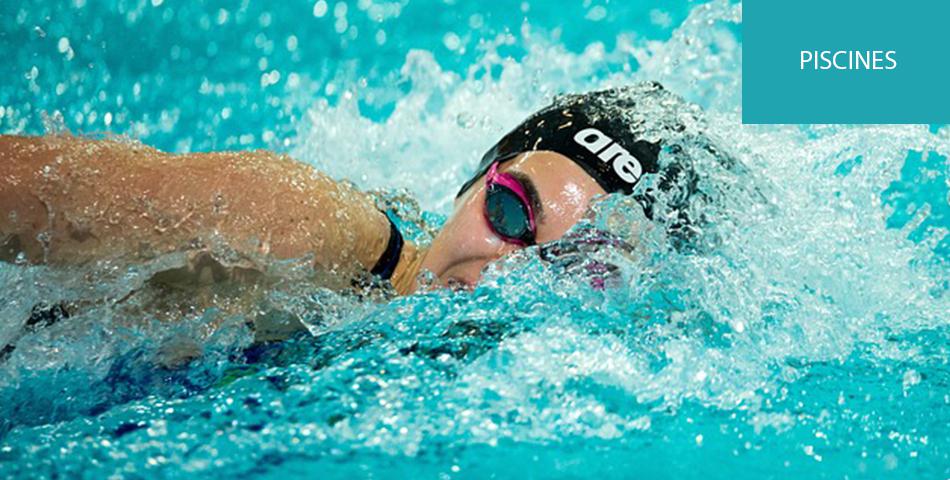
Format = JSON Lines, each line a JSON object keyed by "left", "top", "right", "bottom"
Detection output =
{"left": 1, "top": 0, "right": 948, "bottom": 478}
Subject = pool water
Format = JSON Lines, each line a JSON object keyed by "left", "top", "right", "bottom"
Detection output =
{"left": 1, "top": 0, "right": 949, "bottom": 478}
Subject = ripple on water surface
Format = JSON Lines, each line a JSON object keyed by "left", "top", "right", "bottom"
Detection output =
{"left": 0, "top": 0, "right": 948, "bottom": 478}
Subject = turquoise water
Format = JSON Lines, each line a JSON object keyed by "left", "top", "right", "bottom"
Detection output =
{"left": 1, "top": 0, "right": 949, "bottom": 478}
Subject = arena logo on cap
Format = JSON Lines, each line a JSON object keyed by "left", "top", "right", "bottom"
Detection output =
{"left": 573, "top": 127, "right": 643, "bottom": 184}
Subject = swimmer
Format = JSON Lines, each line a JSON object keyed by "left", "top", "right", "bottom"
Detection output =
{"left": 0, "top": 82, "right": 717, "bottom": 345}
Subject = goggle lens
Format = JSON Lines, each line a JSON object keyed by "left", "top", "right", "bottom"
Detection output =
{"left": 485, "top": 183, "right": 534, "bottom": 244}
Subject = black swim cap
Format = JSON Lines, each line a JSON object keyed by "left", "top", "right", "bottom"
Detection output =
{"left": 457, "top": 81, "right": 685, "bottom": 199}
{"left": 458, "top": 81, "right": 748, "bottom": 249}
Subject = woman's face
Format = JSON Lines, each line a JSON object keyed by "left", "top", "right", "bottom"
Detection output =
{"left": 419, "top": 151, "right": 607, "bottom": 289}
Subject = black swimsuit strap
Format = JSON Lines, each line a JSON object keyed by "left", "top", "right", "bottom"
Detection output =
{"left": 370, "top": 214, "right": 403, "bottom": 281}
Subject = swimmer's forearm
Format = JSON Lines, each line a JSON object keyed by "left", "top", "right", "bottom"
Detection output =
{"left": 0, "top": 135, "right": 390, "bottom": 273}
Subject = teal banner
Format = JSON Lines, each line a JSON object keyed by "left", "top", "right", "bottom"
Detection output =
{"left": 743, "top": 0, "right": 950, "bottom": 124}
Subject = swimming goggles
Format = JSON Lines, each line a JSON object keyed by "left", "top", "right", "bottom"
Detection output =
{"left": 483, "top": 161, "right": 633, "bottom": 290}
{"left": 483, "top": 161, "right": 537, "bottom": 246}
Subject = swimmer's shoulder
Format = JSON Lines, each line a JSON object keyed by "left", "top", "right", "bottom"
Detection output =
{"left": 0, "top": 134, "right": 166, "bottom": 170}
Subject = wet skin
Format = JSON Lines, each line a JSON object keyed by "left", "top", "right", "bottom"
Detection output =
{"left": 0, "top": 136, "right": 606, "bottom": 352}
{"left": 415, "top": 151, "right": 607, "bottom": 290}
{"left": 0, "top": 136, "right": 605, "bottom": 295}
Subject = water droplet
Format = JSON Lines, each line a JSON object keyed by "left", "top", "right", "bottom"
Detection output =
{"left": 334, "top": 2, "right": 348, "bottom": 18}
{"left": 313, "top": 0, "right": 328, "bottom": 17}
{"left": 442, "top": 32, "right": 461, "bottom": 51}
{"left": 585, "top": 5, "right": 607, "bottom": 21}
{"left": 902, "top": 369, "right": 921, "bottom": 390}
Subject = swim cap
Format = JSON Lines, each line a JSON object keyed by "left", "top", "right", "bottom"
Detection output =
{"left": 459, "top": 81, "right": 754, "bottom": 251}
{"left": 457, "top": 81, "right": 683, "bottom": 199}
{"left": 456, "top": 82, "right": 722, "bottom": 231}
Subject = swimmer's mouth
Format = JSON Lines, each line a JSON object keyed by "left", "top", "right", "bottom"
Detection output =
{"left": 445, "top": 276, "right": 474, "bottom": 291}
{"left": 435, "top": 263, "right": 479, "bottom": 291}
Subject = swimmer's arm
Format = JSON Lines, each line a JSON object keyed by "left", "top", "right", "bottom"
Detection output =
{"left": 0, "top": 134, "right": 392, "bottom": 281}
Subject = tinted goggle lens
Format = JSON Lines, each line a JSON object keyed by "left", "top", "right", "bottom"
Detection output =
{"left": 486, "top": 183, "right": 534, "bottom": 244}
